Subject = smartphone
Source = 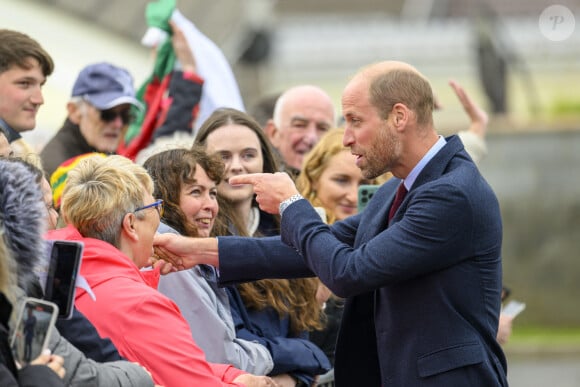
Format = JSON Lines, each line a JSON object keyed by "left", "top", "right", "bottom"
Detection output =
{"left": 502, "top": 300, "right": 526, "bottom": 319}
{"left": 10, "top": 298, "right": 58, "bottom": 367}
{"left": 358, "top": 184, "right": 380, "bottom": 212}
{"left": 43, "top": 240, "right": 84, "bottom": 319}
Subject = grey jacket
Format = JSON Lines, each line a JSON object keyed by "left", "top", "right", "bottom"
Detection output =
{"left": 156, "top": 223, "right": 273, "bottom": 375}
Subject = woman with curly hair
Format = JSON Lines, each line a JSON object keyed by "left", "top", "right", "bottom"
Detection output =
{"left": 144, "top": 146, "right": 274, "bottom": 376}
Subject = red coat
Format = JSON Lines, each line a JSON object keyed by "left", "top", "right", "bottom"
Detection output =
{"left": 46, "top": 226, "right": 245, "bottom": 387}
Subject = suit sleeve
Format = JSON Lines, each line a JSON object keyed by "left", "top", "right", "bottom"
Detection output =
{"left": 217, "top": 236, "right": 314, "bottom": 285}
{"left": 280, "top": 184, "right": 477, "bottom": 298}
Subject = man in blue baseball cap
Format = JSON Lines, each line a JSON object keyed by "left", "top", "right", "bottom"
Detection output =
{"left": 40, "top": 62, "right": 142, "bottom": 176}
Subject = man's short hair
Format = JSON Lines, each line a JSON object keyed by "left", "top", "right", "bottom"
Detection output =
{"left": 0, "top": 29, "right": 54, "bottom": 76}
{"left": 369, "top": 68, "right": 434, "bottom": 125}
{"left": 61, "top": 155, "right": 153, "bottom": 247}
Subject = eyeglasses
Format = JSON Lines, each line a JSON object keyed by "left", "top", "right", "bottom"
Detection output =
{"left": 134, "top": 199, "right": 164, "bottom": 217}
{"left": 100, "top": 108, "right": 135, "bottom": 125}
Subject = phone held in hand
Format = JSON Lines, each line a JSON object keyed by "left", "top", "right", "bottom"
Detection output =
{"left": 358, "top": 184, "right": 380, "bottom": 212}
{"left": 10, "top": 298, "right": 59, "bottom": 367}
{"left": 502, "top": 300, "right": 526, "bottom": 319}
{"left": 37, "top": 240, "right": 84, "bottom": 319}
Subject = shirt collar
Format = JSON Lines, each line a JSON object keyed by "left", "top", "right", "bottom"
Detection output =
{"left": 403, "top": 135, "right": 446, "bottom": 190}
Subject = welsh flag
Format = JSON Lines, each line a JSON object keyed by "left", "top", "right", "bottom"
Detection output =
{"left": 118, "top": 0, "right": 244, "bottom": 160}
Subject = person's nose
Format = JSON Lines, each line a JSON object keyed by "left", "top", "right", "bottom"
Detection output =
{"left": 111, "top": 114, "right": 125, "bottom": 129}
{"left": 202, "top": 194, "right": 218, "bottom": 213}
{"left": 343, "top": 126, "right": 354, "bottom": 147}
{"left": 347, "top": 184, "right": 358, "bottom": 204}
{"left": 30, "top": 85, "right": 44, "bottom": 106}
{"left": 229, "top": 154, "right": 243, "bottom": 172}
{"left": 303, "top": 123, "right": 319, "bottom": 145}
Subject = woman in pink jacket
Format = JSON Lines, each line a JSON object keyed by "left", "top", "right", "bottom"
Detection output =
{"left": 46, "top": 155, "right": 278, "bottom": 387}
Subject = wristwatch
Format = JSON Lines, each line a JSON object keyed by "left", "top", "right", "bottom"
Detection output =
{"left": 279, "top": 194, "right": 303, "bottom": 216}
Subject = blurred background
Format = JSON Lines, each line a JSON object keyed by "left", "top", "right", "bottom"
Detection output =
{"left": 2, "top": 0, "right": 580, "bottom": 384}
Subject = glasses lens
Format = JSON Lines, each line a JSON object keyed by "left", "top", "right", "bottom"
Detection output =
{"left": 100, "top": 108, "right": 135, "bottom": 125}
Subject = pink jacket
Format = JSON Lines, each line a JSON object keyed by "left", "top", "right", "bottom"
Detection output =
{"left": 46, "top": 226, "right": 245, "bottom": 387}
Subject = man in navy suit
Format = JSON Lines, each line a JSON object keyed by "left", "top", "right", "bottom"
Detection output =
{"left": 154, "top": 61, "right": 508, "bottom": 386}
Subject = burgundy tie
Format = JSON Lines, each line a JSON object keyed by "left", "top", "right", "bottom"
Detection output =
{"left": 388, "top": 183, "right": 408, "bottom": 221}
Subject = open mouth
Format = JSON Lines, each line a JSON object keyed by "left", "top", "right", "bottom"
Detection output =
{"left": 196, "top": 218, "right": 213, "bottom": 226}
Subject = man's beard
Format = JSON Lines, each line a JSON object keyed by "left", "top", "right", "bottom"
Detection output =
{"left": 361, "top": 125, "right": 399, "bottom": 179}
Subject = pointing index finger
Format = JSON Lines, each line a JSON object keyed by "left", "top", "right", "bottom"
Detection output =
{"left": 229, "top": 173, "right": 262, "bottom": 186}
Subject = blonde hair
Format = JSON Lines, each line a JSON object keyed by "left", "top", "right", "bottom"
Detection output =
{"left": 61, "top": 155, "right": 153, "bottom": 247}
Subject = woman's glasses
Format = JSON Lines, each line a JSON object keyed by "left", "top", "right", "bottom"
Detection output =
{"left": 133, "top": 199, "right": 164, "bottom": 217}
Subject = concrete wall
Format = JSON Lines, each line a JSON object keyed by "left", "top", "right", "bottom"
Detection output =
{"left": 479, "top": 130, "right": 580, "bottom": 326}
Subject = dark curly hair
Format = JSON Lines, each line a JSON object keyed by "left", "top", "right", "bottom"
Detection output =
{"left": 143, "top": 146, "right": 225, "bottom": 237}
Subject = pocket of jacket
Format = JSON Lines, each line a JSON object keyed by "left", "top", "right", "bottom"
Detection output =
{"left": 417, "top": 341, "right": 483, "bottom": 377}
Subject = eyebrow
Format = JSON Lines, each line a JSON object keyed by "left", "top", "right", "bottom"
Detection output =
{"left": 290, "top": 115, "right": 308, "bottom": 123}
{"left": 290, "top": 115, "right": 332, "bottom": 126}
{"left": 16, "top": 75, "right": 44, "bottom": 83}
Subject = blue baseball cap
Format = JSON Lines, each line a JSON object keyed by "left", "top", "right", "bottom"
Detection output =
{"left": 71, "top": 62, "right": 142, "bottom": 110}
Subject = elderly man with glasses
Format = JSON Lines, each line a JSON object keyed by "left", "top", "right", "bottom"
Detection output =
{"left": 40, "top": 62, "right": 142, "bottom": 177}
{"left": 45, "top": 154, "right": 279, "bottom": 387}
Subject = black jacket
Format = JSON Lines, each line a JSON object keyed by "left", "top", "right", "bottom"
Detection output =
{"left": 40, "top": 119, "right": 102, "bottom": 178}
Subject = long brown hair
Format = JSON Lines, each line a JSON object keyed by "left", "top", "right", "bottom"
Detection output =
{"left": 196, "top": 108, "right": 322, "bottom": 333}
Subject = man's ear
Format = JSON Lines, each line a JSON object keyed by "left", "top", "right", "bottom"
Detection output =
{"left": 67, "top": 102, "right": 83, "bottom": 125}
{"left": 121, "top": 213, "right": 139, "bottom": 242}
{"left": 391, "top": 103, "right": 410, "bottom": 131}
{"left": 266, "top": 120, "right": 281, "bottom": 148}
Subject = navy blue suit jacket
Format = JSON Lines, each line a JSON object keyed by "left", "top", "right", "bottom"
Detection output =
{"left": 218, "top": 135, "right": 508, "bottom": 386}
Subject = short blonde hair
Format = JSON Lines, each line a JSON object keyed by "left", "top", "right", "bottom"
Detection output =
{"left": 61, "top": 155, "right": 153, "bottom": 247}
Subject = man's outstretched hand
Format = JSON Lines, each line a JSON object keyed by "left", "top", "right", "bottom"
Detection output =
{"left": 153, "top": 233, "right": 219, "bottom": 270}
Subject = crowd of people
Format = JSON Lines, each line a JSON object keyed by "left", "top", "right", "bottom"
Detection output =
{"left": 0, "top": 3, "right": 513, "bottom": 385}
